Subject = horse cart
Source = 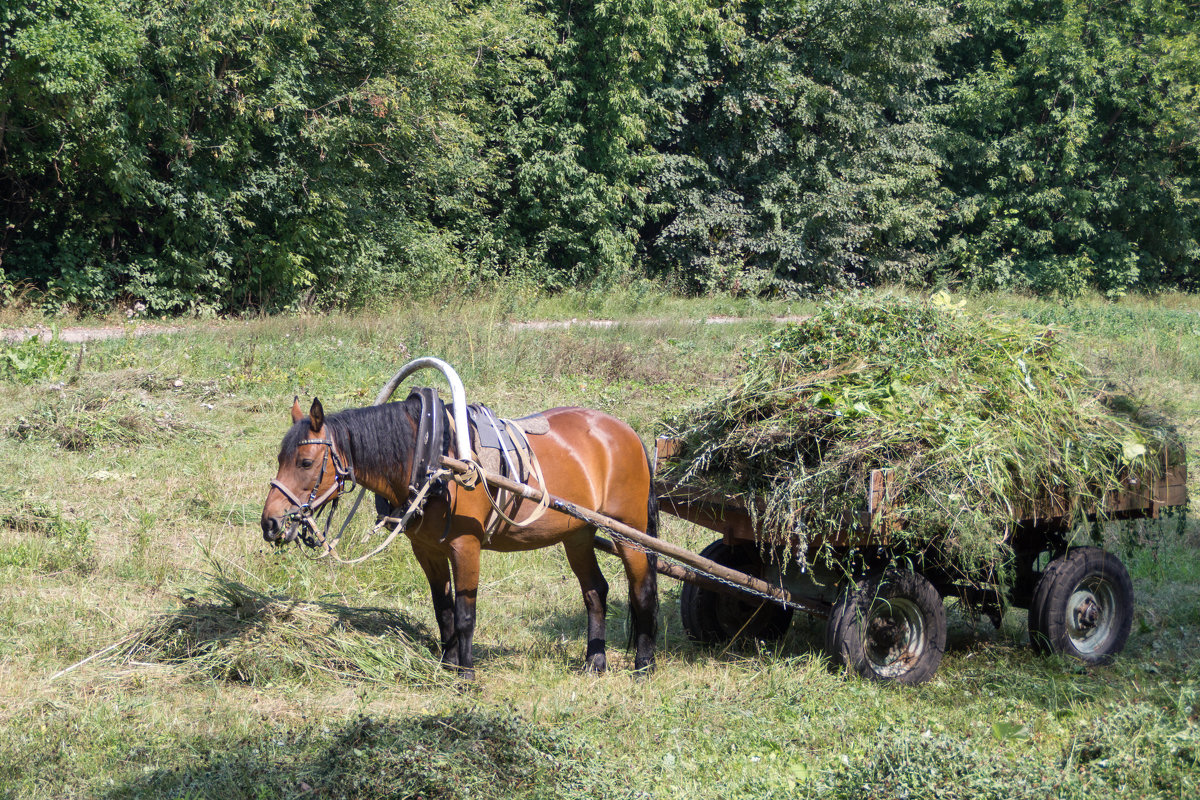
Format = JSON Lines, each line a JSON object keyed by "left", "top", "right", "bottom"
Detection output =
{"left": 651, "top": 441, "right": 1187, "bottom": 685}
{"left": 272, "top": 358, "right": 1188, "bottom": 686}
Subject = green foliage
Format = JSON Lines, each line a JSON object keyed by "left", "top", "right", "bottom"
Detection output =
{"left": 0, "top": 493, "right": 94, "bottom": 574}
{"left": 123, "top": 575, "right": 447, "bottom": 686}
{"left": 828, "top": 709, "right": 1199, "bottom": 799}
{"left": 938, "top": 0, "right": 1200, "bottom": 297}
{"left": 0, "top": 335, "right": 70, "bottom": 383}
{"left": 489, "top": 0, "right": 725, "bottom": 287}
{"left": 659, "top": 294, "right": 1177, "bottom": 578}
{"left": 649, "top": 0, "right": 954, "bottom": 295}
{"left": 2, "top": 0, "right": 1197, "bottom": 308}
{"left": 16, "top": 712, "right": 626, "bottom": 800}
{"left": 10, "top": 383, "right": 205, "bottom": 450}
{"left": 2, "top": 0, "right": 521, "bottom": 312}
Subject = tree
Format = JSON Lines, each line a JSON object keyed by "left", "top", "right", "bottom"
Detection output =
{"left": 646, "top": 0, "right": 953, "bottom": 295}
{"left": 939, "top": 0, "right": 1200, "bottom": 296}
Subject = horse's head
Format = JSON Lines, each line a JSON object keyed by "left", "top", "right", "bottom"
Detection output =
{"left": 260, "top": 397, "right": 351, "bottom": 545}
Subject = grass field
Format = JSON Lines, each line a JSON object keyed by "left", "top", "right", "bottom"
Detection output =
{"left": 0, "top": 287, "right": 1197, "bottom": 799}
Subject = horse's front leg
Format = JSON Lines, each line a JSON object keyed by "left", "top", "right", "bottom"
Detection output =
{"left": 447, "top": 536, "right": 481, "bottom": 680}
{"left": 412, "top": 545, "right": 459, "bottom": 670}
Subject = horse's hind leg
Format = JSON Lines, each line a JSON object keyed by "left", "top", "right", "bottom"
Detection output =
{"left": 564, "top": 532, "right": 609, "bottom": 673}
{"left": 617, "top": 541, "right": 658, "bottom": 672}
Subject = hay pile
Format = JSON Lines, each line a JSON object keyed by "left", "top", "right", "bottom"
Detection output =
{"left": 659, "top": 294, "right": 1176, "bottom": 578}
{"left": 119, "top": 576, "right": 445, "bottom": 686}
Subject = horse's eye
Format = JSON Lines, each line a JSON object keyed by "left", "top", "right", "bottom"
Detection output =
{"left": 299, "top": 459, "right": 314, "bottom": 470}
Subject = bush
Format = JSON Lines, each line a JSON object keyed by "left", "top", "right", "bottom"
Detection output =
{"left": 0, "top": 335, "right": 70, "bottom": 383}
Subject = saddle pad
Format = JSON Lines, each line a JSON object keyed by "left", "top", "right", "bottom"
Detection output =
{"left": 470, "top": 408, "right": 549, "bottom": 451}
{"left": 514, "top": 413, "right": 550, "bottom": 436}
{"left": 467, "top": 404, "right": 540, "bottom": 483}
{"left": 477, "top": 447, "right": 505, "bottom": 478}
{"left": 471, "top": 405, "right": 519, "bottom": 452}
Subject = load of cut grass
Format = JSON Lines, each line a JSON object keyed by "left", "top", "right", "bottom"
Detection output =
{"left": 658, "top": 293, "right": 1178, "bottom": 580}
{"left": 9, "top": 382, "right": 207, "bottom": 450}
{"left": 118, "top": 576, "right": 446, "bottom": 686}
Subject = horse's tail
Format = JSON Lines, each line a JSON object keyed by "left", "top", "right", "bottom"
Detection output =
{"left": 629, "top": 444, "right": 660, "bottom": 647}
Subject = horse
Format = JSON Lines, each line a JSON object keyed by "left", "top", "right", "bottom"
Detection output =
{"left": 260, "top": 396, "right": 659, "bottom": 678}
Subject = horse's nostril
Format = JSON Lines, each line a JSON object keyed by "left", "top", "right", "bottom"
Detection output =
{"left": 262, "top": 516, "right": 280, "bottom": 541}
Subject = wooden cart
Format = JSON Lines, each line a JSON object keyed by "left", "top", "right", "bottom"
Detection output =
{"left": 652, "top": 438, "right": 1188, "bottom": 685}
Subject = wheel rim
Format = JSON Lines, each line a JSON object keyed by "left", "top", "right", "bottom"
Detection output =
{"left": 863, "top": 597, "right": 925, "bottom": 678}
{"left": 1065, "top": 577, "right": 1117, "bottom": 655}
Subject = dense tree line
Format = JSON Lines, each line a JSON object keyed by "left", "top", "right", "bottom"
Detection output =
{"left": 2, "top": 0, "right": 1197, "bottom": 312}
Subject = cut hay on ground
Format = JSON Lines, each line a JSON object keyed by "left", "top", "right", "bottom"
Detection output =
{"left": 658, "top": 294, "right": 1178, "bottom": 582}
{"left": 116, "top": 576, "right": 446, "bottom": 686}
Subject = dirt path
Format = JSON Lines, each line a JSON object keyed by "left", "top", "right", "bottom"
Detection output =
{"left": 1, "top": 323, "right": 188, "bottom": 344}
{"left": 509, "top": 314, "right": 809, "bottom": 330}
{"left": 3, "top": 314, "right": 810, "bottom": 344}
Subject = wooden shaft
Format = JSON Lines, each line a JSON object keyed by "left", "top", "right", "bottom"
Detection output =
{"left": 440, "top": 456, "right": 827, "bottom": 617}
{"left": 591, "top": 536, "right": 800, "bottom": 610}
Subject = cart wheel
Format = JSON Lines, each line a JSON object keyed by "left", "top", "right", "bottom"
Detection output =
{"left": 1028, "top": 547, "right": 1133, "bottom": 665}
{"left": 680, "top": 541, "right": 794, "bottom": 644}
{"left": 825, "top": 570, "right": 946, "bottom": 685}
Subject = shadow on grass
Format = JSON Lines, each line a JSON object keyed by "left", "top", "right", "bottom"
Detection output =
{"left": 100, "top": 711, "right": 624, "bottom": 800}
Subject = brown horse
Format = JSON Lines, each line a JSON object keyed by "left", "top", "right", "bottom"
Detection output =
{"left": 260, "top": 396, "right": 658, "bottom": 678}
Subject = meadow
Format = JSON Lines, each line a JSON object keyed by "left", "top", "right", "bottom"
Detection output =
{"left": 0, "top": 288, "right": 1197, "bottom": 799}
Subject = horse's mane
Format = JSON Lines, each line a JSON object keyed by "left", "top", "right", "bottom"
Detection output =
{"left": 280, "top": 395, "right": 422, "bottom": 486}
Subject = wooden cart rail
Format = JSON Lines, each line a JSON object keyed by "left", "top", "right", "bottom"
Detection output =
{"left": 653, "top": 437, "right": 1188, "bottom": 550}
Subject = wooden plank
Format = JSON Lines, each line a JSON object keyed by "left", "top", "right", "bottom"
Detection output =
{"left": 868, "top": 469, "right": 892, "bottom": 515}
{"left": 654, "top": 436, "right": 684, "bottom": 471}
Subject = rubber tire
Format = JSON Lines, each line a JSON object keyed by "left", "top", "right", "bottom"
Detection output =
{"left": 825, "top": 570, "right": 947, "bottom": 686}
{"left": 1028, "top": 547, "right": 1133, "bottom": 665}
{"left": 680, "top": 540, "right": 794, "bottom": 645}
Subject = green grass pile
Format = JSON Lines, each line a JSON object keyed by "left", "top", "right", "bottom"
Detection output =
{"left": 119, "top": 576, "right": 447, "bottom": 686}
{"left": 7, "top": 379, "right": 208, "bottom": 451}
{"left": 658, "top": 294, "right": 1178, "bottom": 579}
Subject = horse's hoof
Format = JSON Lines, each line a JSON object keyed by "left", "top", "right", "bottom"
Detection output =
{"left": 633, "top": 656, "right": 656, "bottom": 675}
{"left": 583, "top": 654, "right": 607, "bottom": 674}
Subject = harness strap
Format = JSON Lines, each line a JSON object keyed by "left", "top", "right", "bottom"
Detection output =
{"left": 471, "top": 417, "right": 551, "bottom": 536}
{"left": 269, "top": 435, "right": 355, "bottom": 547}
{"left": 321, "top": 468, "right": 450, "bottom": 565}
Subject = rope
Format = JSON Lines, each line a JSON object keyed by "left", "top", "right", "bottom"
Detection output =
{"left": 318, "top": 468, "right": 452, "bottom": 564}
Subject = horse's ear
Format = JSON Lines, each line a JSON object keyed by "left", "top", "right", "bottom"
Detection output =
{"left": 309, "top": 397, "right": 325, "bottom": 432}
{"left": 290, "top": 396, "right": 304, "bottom": 424}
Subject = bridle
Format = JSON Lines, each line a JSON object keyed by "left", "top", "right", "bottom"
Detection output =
{"left": 269, "top": 435, "right": 355, "bottom": 547}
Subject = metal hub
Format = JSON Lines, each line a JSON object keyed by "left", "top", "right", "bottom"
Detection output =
{"left": 1066, "top": 577, "right": 1116, "bottom": 655}
{"left": 865, "top": 597, "right": 925, "bottom": 678}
